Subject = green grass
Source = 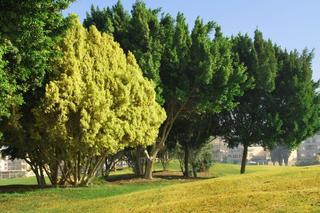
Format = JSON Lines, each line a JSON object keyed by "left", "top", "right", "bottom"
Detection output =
{"left": 0, "top": 176, "right": 38, "bottom": 186}
{"left": 0, "top": 164, "right": 319, "bottom": 212}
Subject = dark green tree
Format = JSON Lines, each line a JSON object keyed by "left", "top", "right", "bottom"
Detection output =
{"left": 218, "top": 31, "right": 280, "bottom": 174}
{"left": 273, "top": 48, "right": 320, "bottom": 156}
{"left": 142, "top": 17, "right": 248, "bottom": 179}
{"left": 168, "top": 114, "right": 215, "bottom": 178}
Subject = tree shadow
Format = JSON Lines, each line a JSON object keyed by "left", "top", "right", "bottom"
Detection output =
{"left": 0, "top": 184, "right": 52, "bottom": 193}
{"left": 106, "top": 170, "right": 214, "bottom": 183}
{"left": 153, "top": 170, "right": 214, "bottom": 180}
{"left": 106, "top": 174, "right": 138, "bottom": 182}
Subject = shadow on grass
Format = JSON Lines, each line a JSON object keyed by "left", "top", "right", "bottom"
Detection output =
{"left": 0, "top": 184, "right": 52, "bottom": 193}
{"left": 106, "top": 173, "right": 137, "bottom": 182}
{"left": 107, "top": 170, "right": 214, "bottom": 183}
{"left": 153, "top": 170, "right": 213, "bottom": 180}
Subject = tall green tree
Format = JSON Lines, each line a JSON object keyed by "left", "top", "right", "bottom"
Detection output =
{"left": 273, "top": 48, "right": 320, "bottom": 155}
{"left": 142, "top": 16, "right": 248, "bottom": 179}
{"left": 32, "top": 18, "right": 165, "bottom": 186}
{"left": 218, "top": 31, "right": 280, "bottom": 174}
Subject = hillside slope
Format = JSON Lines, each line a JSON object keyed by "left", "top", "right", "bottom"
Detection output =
{"left": 90, "top": 166, "right": 320, "bottom": 212}
{"left": 1, "top": 165, "right": 319, "bottom": 212}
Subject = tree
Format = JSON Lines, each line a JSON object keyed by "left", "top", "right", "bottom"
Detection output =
{"left": 191, "top": 142, "right": 214, "bottom": 177}
{"left": 0, "top": 0, "right": 75, "bottom": 186}
{"left": 32, "top": 18, "right": 165, "bottom": 186}
{"left": 218, "top": 31, "right": 280, "bottom": 174}
{"left": 143, "top": 17, "right": 248, "bottom": 179}
{"left": 168, "top": 114, "right": 215, "bottom": 178}
{"left": 270, "top": 144, "right": 291, "bottom": 165}
{"left": 272, "top": 48, "right": 320, "bottom": 157}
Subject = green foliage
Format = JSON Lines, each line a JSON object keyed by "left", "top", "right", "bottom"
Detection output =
{"left": 84, "top": 2, "right": 249, "bottom": 179}
{"left": 273, "top": 49, "right": 320, "bottom": 149}
{"left": 0, "top": 0, "right": 74, "bottom": 185}
{"left": 168, "top": 114, "right": 216, "bottom": 177}
{"left": 0, "top": 0, "right": 74, "bottom": 92}
{"left": 0, "top": 41, "right": 22, "bottom": 119}
{"left": 84, "top": 1, "right": 164, "bottom": 104}
{"left": 33, "top": 18, "right": 165, "bottom": 185}
{"left": 192, "top": 143, "right": 214, "bottom": 173}
{"left": 217, "top": 31, "right": 279, "bottom": 173}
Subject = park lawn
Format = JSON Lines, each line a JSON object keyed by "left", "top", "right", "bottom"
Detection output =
{"left": 0, "top": 164, "right": 319, "bottom": 212}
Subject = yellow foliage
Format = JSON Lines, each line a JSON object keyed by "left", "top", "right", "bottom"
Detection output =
{"left": 37, "top": 17, "right": 166, "bottom": 155}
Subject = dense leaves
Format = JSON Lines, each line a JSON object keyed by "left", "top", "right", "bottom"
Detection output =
{"left": 0, "top": 1, "right": 319, "bottom": 186}
{"left": 273, "top": 49, "right": 320, "bottom": 148}
{"left": 32, "top": 18, "right": 166, "bottom": 186}
{"left": 217, "top": 31, "right": 281, "bottom": 173}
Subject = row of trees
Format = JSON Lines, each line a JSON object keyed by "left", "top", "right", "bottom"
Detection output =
{"left": 84, "top": 1, "right": 320, "bottom": 177}
{"left": 0, "top": 1, "right": 319, "bottom": 185}
{"left": 84, "top": 1, "right": 250, "bottom": 179}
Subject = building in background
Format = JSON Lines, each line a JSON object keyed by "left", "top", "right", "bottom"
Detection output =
{"left": 297, "top": 134, "right": 320, "bottom": 165}
{"left": 0, "top": 150, "right": 32, "bottom": 179}
{"left": 211, "top": 138, "right": 271, "bottom": 165}
{"left": 211, "top": 138, "right": 298, "bottom": 165}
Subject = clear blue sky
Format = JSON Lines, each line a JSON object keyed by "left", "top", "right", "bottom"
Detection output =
{"left": 63, "top": 0, "right": 320, "bottom": 80}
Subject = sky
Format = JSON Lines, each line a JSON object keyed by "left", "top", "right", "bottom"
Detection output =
{"left": 63, "top": 0, "right": 320, "bottom": 80}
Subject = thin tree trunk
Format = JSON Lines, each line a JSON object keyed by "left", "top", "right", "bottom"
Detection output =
{"left": 184, "top": 145, "right": 189, "bottom": 178}
{"left": 144, "top": 120, "right": 172, "bottom": 179}
{"left": 83, "top": 155, "right": 106, "bottom": 186}
{"left": 39, "top": 167, "right": 46, "bottom": 187}
{"left": 24, "top": 159, "right": 45, "bottom": 187}
{"left": 144, "top": 158, "right": 154, "bottom": 179}
{"left": 34, "top": 168, "right": 41, "bottom": 186}
{"left": 240, "top": 144, "right": 248, "bottom": 174}
{"left": 144, "top": 98, "right": 189, "bottom": 179}
{"left": 192, "top": 164, "right": 197, "bottom": 178}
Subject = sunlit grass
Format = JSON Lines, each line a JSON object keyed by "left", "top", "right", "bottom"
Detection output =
{"left": 0, "top": 163, "right": 319, "bottom": 213}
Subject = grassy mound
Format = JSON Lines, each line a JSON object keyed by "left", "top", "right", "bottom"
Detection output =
{"left": 0, "top": 164, "right": 319, "bottom": 212}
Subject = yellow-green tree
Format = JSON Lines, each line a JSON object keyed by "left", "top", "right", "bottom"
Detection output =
{"left": 34, "top": 17, "right": 166, "bottom": 186}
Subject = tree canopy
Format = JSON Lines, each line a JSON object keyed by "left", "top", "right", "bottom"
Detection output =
{"left": 217, "top": 31, "right": 281, "bottom": 173}
{"left": 31, "top": 17, "right": 166, "bottom": 186}
{"left": 273, "top": 49, "right": 320, "bottom": 149}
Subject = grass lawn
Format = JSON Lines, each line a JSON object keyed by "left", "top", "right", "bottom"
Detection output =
{"left": 0, "top": 163, "right": 319, "bottom": 212}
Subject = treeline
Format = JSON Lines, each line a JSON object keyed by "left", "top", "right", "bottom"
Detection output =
{"left": 0, "top": 1, "right": 319, "bottom": 186}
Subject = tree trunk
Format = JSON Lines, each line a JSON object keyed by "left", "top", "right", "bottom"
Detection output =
{"left": 144, "top": 97, "right": 190, "bottom": 179}
{"left": 192, "top": 163, "right": 197, "bottom": 178}
{"left": 144, "top": 158, "right": 153, "bottom": 179}
{"left": 240, "top": 144, "right": 248, "bottom": 174}
{"left": 39, "top": 167, "right": 46, "bottom": 187}
{"left": 34, "top": 169, "right": 41, "bottom": 185}
{"left": 184, "top": 145, "right": 189, "bottom": 178}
